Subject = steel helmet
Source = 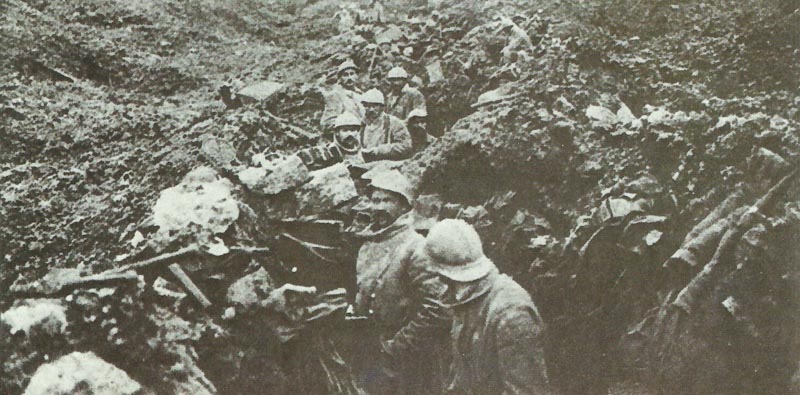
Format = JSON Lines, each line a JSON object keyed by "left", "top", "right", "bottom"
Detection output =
{"left": 338, "top": 59, "right": 358, "bottom": 74}
{"left": 424, "top": 219, "right": 494, "bottom": 282}
{"left": 360, "top": 88, "right": 385, "bottom": 105}
{"left": 333, "top": 112, "right": 363, "bottom": 128}
{"left": 407, "top": 108, "right": 427, "bottom": 119}
{"left": 387, "top": 66, "right": 409, "bottom": 80}
{"left": 363, "top": 168, "right": 414, "bottom": 206}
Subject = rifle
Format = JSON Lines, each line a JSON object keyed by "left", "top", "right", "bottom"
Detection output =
{"left": 671, "top": 169, "right": 797, "bottom": 314}
{"left": 10, "top": 243, "right": 268, "bottom": 304}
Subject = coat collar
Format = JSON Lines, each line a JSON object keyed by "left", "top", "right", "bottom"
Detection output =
{"left": 447, "top": 268, "right": 500, "bottom": 307}
{"left": 356, "top": 211, "right": 414, "bottom": 241}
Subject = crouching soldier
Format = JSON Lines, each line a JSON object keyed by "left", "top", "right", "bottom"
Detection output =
{"left": 422, "top": 219, "right": 551, "bottom": 395}
{"left": 347, "top": 169, "right": 450, "bottom": 394}
{"left": 296, "top": 112, "right": 365, "bottom": 170}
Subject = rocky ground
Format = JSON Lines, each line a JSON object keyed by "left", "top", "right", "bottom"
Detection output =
{"left": 1, "top": 0, "right": 799, "bottom": 394}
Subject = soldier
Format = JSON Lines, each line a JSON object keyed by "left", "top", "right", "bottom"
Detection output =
{"left": 365, "top": 0, "right": 385, "bottom": 25}
{"left": 406, "top": 108, "right": 430, "bottom": 153}
{"left": 348, "top": 169, "right": 450, "bottom": 394}
{"left": 332, "top": 4, "right": 356, "bottom": 33}
{"left": 372, "top": 35, "right": 401, "bottom": 78}
{"left": 377, "top": 35, "right": 398, "bottom": 58}
{"left": 296, "top": 112, "right": 365, "bottom": 170}
{"left": 321, "top": 60, "right": 365, "bottom": 135}
{"left": 359, "top": 88, "right": 412, "bottom": 161}
{"left": 497, "top": 17, "right": 534, "bottom": 65}
{"left": 423, "top": 219, "right": 551, "bottom": 395}
{"left": 384, "top": 66, "right": 427, "bottom": 122}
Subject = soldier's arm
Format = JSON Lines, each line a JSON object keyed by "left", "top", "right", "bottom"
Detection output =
{"left": 320, "top": 90, "right": 343, "bottom": 130}
{"left": 495, "top": 305, "right": 551, "bottom": 395}
{"left": 382, "top": 241, "right": 450, "bottom": 358}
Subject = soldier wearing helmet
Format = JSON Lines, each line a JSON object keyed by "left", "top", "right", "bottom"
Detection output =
{"left": 346, "top": 168, "right": 449, "bottom": 395}
{"left": 321, "top": 59, "right": 365, "bottom": 135}
{"left": 423, "top": 219, "right": 550, "bottom": 395}
{"left": 376, "top": 35, "right": 396, "bottom": 57}
{"left": 359, "top": 88, "right": 412, "bottom": 161}
{"left": 406, "top": 108, "right": 430, "bottom": 153}
{"left": 384, "top": 66, "right": 427, "bottom": 122}
{"left": 297, "top": 112, "right": 365, "bottom": 170}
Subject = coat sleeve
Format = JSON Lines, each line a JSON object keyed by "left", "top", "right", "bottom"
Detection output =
{"left": 365, "top": 117, "right": 412, "bottom": 161}
{"left": 495, "top": 305, "right": 551, "bottom": 395}
{"left": 382, "top": 239, "right": 450, "bottom": 358}
{"left": 320, "top": 90, "right": 344, "bottom": 130}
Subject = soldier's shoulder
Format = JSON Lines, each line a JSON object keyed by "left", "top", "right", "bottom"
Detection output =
{"left": 387, "top": 113, "right": 407, "bottom": 128}
{"left": 488, "top": 276, "right": 536, "bottom": 314}
{"left": 398, "top": 226, "right": 424, "bottom": 245}
{"left": 403, "top": 231, "right": 427, "bottom": 258}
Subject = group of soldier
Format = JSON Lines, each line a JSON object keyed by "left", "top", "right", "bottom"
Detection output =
{"left": 284, "top": 54, "right": 551, "bottom": 394}
{"left": 257, "top": 5, "right": 553, "bottom": 393}
{"left": 298, "top": 59, "right": 428, "bottom": 170}
{"left": 341, "top": 169, "right": 551, "bottom": 394}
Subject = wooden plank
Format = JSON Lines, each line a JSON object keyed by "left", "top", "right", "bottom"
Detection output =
{"left": 168, "top": 263, "right": 212, "bottom": 308}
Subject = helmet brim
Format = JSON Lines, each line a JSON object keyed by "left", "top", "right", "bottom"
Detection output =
{"left": 430, "top": 256, "right": 494, "bottom": 283}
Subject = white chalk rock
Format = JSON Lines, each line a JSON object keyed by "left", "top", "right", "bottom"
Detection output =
{"left": 585, "top": 105, "right": 617, "bottom": 131}
{"left": 238, "top": 154, "right": 309, "bottom": 195}
{"left": 1, "top": 299, "right": 67, "bottom": 336}
{"left": 237, "top": 81, "right": 286, "bottom": 103}
{"left": 227, "top": 268, "right": 274, "bottom": 308}
{"left": 24, "top": 351, "right": 141, "bottom": 395}
{"left": 152, "top": 167, "right": 239, "bottom": 236}
{"left": 295, "top": 162, "right": 358, "bottom": 216}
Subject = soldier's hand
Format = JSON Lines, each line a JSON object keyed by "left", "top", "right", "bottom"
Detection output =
{"left": 261, "top": 283, "right": 318, "bottom": 318}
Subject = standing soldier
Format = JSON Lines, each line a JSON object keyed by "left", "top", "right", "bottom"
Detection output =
{"left": 321, "top": 60, "right": 365, "bottom": 135}
{"left": 359, "top": 88, "right": 412, "bottom": 161}
{"left": 406, "top": 108, "right": 430, "bottom": 153}
{"left": 384, "top": 66, "right": 427, "bottom": 122}
{"left": 423, "top": 219, "right": 551, "bottom": 395}
{"left": 348, "top": 169, "right": 450, "bottom": 395}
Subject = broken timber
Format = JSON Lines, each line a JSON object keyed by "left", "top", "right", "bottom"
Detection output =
{"left": 168, "top": 263, "right": 212, "bottom": 308}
